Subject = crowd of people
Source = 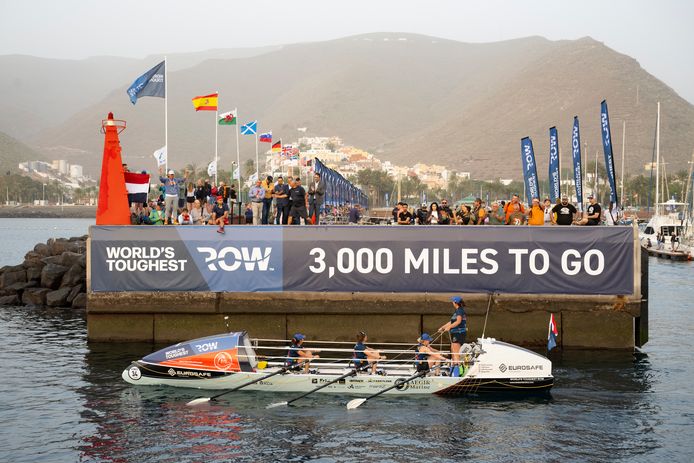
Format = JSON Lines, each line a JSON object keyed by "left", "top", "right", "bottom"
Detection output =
{"left": 393, "top": 193, "right": 620, "bottom": 226}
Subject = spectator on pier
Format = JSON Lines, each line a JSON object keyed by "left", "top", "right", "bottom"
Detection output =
{"left": 507, "top": 202, "right": 526, "bottom": 225}
{"left": 244, "top": 203, "right": 254, "bottom": 224}
{"left": 397, "top": 202, "right": 413, "bottom": 225}
{"left": 552, "top": 195, "right": 578, "bottom": 226}
{"left": 185, "top": 183, "right": 196, "bottom": 207}
{"left": 456, "top": 204, "right": 473, "bottom": 225}
{"left": 543, "top": 198, "right": 554, "bottom": 225}
{"left": 149, "top": 203, "right": 165, "bottom": 225}
{"left": 249, "top": 179, "right": 265, "bottom": 225}
{"left": 427, "top": 202, "right": 441, "bottom": 224}
{"left": 528, "top": 197, "right": 545, "bottom": 226}
{"left": 504, "top": 194, "right": 525, "bottom": 223}
{"left": 415, "top": 202, "right": 428, "bottom": 225}
{"left": 158, "top": 167, "right": 188, "bottom": 224}
{"left": 575, "top": 195, "right": 602, "bottom": 226}
{"left": 605, "top": 201, "right": 620, "bottom": 226}
{"left": 348, "top": 204, "right": 362, "bottom": 224}
{"left": 288, "top": 177, "right": 309, "bottom": 225}
{"left": 194, "top": 179, "right": 207, "bottom": 204}
{"left": 202, "top": 202, "right": 213, "bottom": 225}
{"left": 178, "top": 208, "right": 193, "bottom": 225}
{"left": 487, "top": 202, "right": 506, "bottom": 225}
{"left": 211, "top": 195, "right": 229, "bottom": 234}
{"left": 229, "top": 184, "right": 237, "bottom": 212}
{"left": 261, "top": 176, "right": 274, "bottom": 225}
{"left": 308, "top": 172, "right": 326, "bottom": 225}
{"left": 273, "top": 176, "right": 290, "bottom": 225}
{"left": 440, "top": 199, "right": 453, "bottom": 221}
{"left": 190, "top": 200, "right": 203, "bottom": 225}
{"left": 472, "top": 198, "right": 486, "bottom": 225}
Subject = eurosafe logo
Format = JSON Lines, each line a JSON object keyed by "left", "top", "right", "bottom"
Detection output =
{"left": 196, "top": 247, "right": 273, "bottom": 272}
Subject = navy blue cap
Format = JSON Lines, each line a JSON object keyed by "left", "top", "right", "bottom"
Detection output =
{"left": 420, "top": 333, "right": 432, "bottom": 342}
{"left": 451, "top": 296, "right": 463, "bottom": 304}
{"left": 293, "top": 333, "right": 305, "bottom": 341}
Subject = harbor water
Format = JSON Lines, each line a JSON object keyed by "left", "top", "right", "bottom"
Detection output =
{"left": 0, "top": 219, "right": 693, "bottom": 462}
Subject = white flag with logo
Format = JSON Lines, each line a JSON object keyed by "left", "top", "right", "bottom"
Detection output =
{"left": 153, "top": 145, "right": 167, "bottom": 167}
{"left": 207, "top": 160, "right": 217, "bottom": 176}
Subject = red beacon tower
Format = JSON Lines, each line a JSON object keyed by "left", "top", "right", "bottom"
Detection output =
{"left": 96, "top": 113, "right": 131, "bottom": 225}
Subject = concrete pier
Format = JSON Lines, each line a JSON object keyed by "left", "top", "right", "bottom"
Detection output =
{"left": 86, "top": 225, "right": 648, "bottom": 349}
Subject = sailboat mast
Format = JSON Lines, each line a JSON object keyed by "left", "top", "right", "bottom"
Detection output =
{"left": 655, "top": 102, "right": 661, "bottom": 216}
{"left": 620, "top": 120, "right": 626, "bottom": 205}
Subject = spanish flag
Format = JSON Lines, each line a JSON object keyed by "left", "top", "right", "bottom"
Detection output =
{"left": 272, "top": 140, "right": 281, "bottom": 153}
{"left": 192, "top": 93, "right": 218, "bottom": 111}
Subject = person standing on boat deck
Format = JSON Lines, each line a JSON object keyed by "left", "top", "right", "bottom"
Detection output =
{"left": 285, "top": 333, "right": 320, "bottom": 373}
{"left": 353, "top": 332, "right": 386, "bottom": 374}
{"left": 415, "top": 333, "right": 447, "bottom": 374}
{"left": 438, "top": 296, "right": 467, "bottom": 373}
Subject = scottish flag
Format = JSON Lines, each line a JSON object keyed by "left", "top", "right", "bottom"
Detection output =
{"left": 241, "top": 121, "right": 257, "bottom": 135}
{"left": 127, "top": 61, "right": 165, "bottom": 105}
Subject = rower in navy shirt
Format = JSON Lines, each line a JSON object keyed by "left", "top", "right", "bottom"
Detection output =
{"left": 414, "top": 333, "right": 447, "bottom": 374}
{"left": 438, "top": 296, "right": 468, "bottom": 373}
{"left": 353, "top": 331, "right": 385, "bottom": 374}
{"left": 285, "top": 333, "right": 320, "bottom": 373}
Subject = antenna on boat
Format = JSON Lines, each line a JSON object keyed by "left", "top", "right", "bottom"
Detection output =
{"left": 481, "top": 292, "right": 495, "bottom": 339}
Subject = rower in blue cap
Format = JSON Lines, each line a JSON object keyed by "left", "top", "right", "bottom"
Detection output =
{"left": 415, "top": 333, "right": 448, "bottom": 375}
{"left": 438, "top": 296, "right": 468, "bottom": 375}
{"left": 285, "top": 333, "right": 320, "bottom": 373}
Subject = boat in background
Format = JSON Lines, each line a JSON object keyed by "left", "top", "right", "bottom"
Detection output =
{"left": 122, "top": 331, "right": 554, "bottom": 395}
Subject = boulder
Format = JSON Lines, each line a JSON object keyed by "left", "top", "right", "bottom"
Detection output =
{"left": 71, "top": 292, "right": 87, "bottom": 309}
{"left": 77, "top": 253, "right": 87, "bottom": 268}
{"left": 2, "top": 264, "right": 25, "bottom": 273}
{"left": 66, "top": 241, "right": 86, "bottom": 254}
{"left": 5, "top": 281, "right": 36, "bottom": 294}
{"left": 1, "top": 269, "right": 27, "bottom": 288}
{"left": 60, "top": 264, "right": 84, "bottom": 288}
{"left": 41, "top": 255, "right": 64, "bottom": 266}
{"left": 61, "top": 252, "right": 84, "bottom": 268}
{"left": 34, "top": 242, "right": 51, "bottom": 256}
{"left": 41, "top": 264, "right": 69, "bottom": 290}
{"left": 0, "top": 294, "right": 21, "bottom": 305}
{"left": 22, "top": 287, "right": 51, "bottom": 306}
{"left": 46, "top": 287, "right": 72, "bottom": 307}
{"left": 26, "top": 267, "right": 43, "bottom": 282}
{"left": 23, "top": 251, "right": 46, "bottom": 268}
{"left": 66, "top": 285, "right": 83, "bottom": 304}
{"left": 70, "top": 235, "right": 88, "bottom": 242}
{"left": 48, "top": 238, "right": 70, "bottom": 256}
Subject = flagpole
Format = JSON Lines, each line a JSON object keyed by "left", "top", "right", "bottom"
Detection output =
{"left": 255, "top": 124, "right": 259, "bottom": 178}
{"left": 164, "top": 55, "right": 168, "bottom": 172}
{"left": 235, "top": 108, "right": 241, "bottom": 224}
{"left": 620, "top": 120, "right": 626, "bottom": 205}
{"left": 214, "top": 91, "right": 219, "bottom": 186}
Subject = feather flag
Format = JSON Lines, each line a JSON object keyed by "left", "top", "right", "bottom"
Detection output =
{"left": 547, "top": 313, "right": 559, "bottom": 351}
{"left": 241, "top": 121, "right": 257, "bottom": 135}
{"left": 218, "top": 109, "right": 237, "bottom": 125}
{"left": 192, "top": 93, "right": 218, "bottom": 111}
{"left": 259, "top": 131, "right": 272, "bottom": 143}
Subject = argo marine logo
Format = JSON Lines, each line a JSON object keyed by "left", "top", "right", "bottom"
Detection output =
{"left": 197, "top": 247, "right": 273, "bottom": 272}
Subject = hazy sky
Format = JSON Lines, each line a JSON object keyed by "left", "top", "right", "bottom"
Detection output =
{"left": 2, "top": 0, "right": 693, "bottom": 102}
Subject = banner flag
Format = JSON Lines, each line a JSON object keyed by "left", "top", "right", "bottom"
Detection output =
{"left": 152, "top": 145, "right": 167, "bottom": 167}
{"left": 572, "top": 116, "right": 584, "bottom": 211}
{"left": 272, "top": 140, "right": 281, "bottom": 153}
{"left": 124, "top": 172, "right": 151, "bottom": 204}
{"left": 521, "top": 137, "right": 540, "bottom": 202}
{"left": 218, "top": 109, "right": 237, "bottom": 125}
{"left": 547, "top": 313, "right": 559, "bottom": 351}
{"left": 207, "top": 160, "right": 217, "bottom": 177}
{"left": 259, "top": 132, "right": 272, "bottom": 143}
{"left": 600, "top": 100, "right": 619, "bottom": 207}
{"left": 127, "top": 60, "right": 165, "bottom": 105}
{"left": 241, "top": 121, "right": 257, "bottom": 135}
{"left": 549, "top": 127, "right": 560, "bottom": 203}
{"left": 192, "top": 93, "right": 218, "bottom": 111}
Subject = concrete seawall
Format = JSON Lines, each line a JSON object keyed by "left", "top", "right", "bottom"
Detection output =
{"left": 87, "top": 225, "right": 648, "bottom": 349}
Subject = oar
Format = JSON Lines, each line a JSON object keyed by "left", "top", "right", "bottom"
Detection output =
{"left": 186, "top": 365, "right": 294, "bottom": 406}
{"left": 346, "top": 370, "right": 427, "bottom": 410}
{"left": 267, "top": 364, "right": 369, "bottom": 408}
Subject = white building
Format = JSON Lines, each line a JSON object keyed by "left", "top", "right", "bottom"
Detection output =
{"left": 69, "top": 165, "right": 83, "bottom": 179}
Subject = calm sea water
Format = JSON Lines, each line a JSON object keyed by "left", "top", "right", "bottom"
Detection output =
{"left": 0, "top": 219, "right": 693, "bottom": 462}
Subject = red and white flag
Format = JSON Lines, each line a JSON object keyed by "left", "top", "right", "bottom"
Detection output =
{"left": 125, "top": 172, "right": 150, "bottom": 205}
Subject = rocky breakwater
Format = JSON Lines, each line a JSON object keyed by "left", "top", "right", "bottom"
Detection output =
{"left": 0, "top": 236, "right": 87, "bottom": 309}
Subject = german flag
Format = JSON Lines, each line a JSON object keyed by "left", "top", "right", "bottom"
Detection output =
{"left": 192, "top": 93, "right": 218, "bottom": 111}
{"left": 272, "top": 140, "right": 281, "bottom": 153}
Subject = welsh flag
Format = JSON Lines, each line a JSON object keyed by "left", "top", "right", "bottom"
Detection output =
{"left": 218, "top": 109, "right": 237, "bottom": 125}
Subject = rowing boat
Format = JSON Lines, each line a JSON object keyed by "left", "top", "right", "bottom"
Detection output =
{"left": 122, "top": 331, "right": 553, "bottom": 395}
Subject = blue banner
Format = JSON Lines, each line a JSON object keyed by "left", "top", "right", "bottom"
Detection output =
{"left": 127, "top": 61, "right": 165, "bottom": 105}
{"left": 548, "top": 126, "right": 560, "bottom": 203}
{"left": 600, "top": 100, "right": 619, "bottom": 207}
{"left": 572, "top": 116, "right": 584, "bottom": 211}
{"left": 521, "top": 137, "right": 540, "bottom": 202}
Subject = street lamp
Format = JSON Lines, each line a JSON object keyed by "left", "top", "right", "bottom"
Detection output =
{"left": 42, "top": 184, "right": 46, "bottom": 203}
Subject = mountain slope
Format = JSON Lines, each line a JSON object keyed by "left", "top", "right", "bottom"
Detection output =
{"left": 0, "top": 131, "right": 44, "bottom": 173}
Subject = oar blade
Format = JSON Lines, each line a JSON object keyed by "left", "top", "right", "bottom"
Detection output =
{"left": 266, "top": 401, "right": 288, "bottom": 409}
{"left": 346, "top": 398, "right": 367, "bottom": 410}
{"left": 186, "top": 397, "right": 211, "bottom": 406}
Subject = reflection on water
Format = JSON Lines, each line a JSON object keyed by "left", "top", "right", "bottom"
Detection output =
{"left": 1, "top": 257, "right": 693, "bottom": 462}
